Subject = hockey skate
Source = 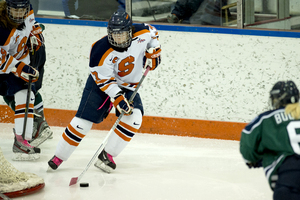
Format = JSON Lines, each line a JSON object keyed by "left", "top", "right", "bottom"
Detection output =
{"left": 48, "top": 156, "right": 63, "bottom": 170}
{"left": 12, "top": 129, "right": 40, "bottom": 161}
{"left": 29, "top": 114, "right": 53, "bottom": 147}
{"left": 94, "top": 150, "right": 116, "bottom": 173}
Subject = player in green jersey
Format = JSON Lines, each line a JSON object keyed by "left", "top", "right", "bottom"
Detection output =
{"left": 240, "top": 80, "right": 300, "bottom": 200}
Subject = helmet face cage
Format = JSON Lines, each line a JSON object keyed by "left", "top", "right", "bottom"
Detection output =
{"left": 107, "top": 12, "right": 132, "bottom": 49}
{"left": 269, "top": 81, "right": 300, "bottom": 109}
{"left": 6, "top": 0, "right": 30, "bottom": 24}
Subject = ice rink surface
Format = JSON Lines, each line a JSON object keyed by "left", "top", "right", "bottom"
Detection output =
{"left": 0, "top": 123, "right": 273, "bottom": 200}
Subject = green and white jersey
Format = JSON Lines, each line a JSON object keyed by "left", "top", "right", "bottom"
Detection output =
{"left": 240, "top": 108, "right": 300, "bottom": 189}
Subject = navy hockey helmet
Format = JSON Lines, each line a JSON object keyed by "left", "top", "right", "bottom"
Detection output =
{"left": 6, "top": 0, "right": 30, "bottom": 24}
{"left": 107, "top": 11, "right": 132, "bottom": 49}
{"left": 270, "top": 80, "right": 299, "bottom": 109}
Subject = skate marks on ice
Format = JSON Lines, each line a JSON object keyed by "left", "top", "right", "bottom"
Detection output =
{"left": 0, "top": 123, "right": 272, "bottom": 200}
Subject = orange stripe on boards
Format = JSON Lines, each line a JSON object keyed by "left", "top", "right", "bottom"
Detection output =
{"left": 141, "top": 117, "right": 244, "bottom": 141}
{"left": 0, "top": 105, "right": 246, "bottom": 141}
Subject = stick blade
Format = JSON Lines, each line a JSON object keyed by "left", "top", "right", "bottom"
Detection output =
{"left": 69, "top": 177, "right": 78, "bottom": 186}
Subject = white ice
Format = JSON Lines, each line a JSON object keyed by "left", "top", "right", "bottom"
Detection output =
{"left": 0, "top": 123, "right": 273, "bottom": 200}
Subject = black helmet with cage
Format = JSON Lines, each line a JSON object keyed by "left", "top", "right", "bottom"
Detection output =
{"left": 6, "top": 0, "right": 30, "bottom": 24}
{"left": 270, "top": 80, "right": 300, "bottom": 109}
{"left": 107, "top": 11, "right": 132, "bottom": 49}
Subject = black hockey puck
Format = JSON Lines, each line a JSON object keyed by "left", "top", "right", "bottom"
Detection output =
{"left": 80, "top": 182, "right": 89, "bottom": 187}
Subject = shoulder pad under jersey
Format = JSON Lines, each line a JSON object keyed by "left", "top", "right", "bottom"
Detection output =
{"left": 133, "top": 24, "right": 150, "bottom": 37}
{"left": 0, "top": 26, "right": 12, "bottom": 46}
{"left": 244, "top": 109, "right": 275, "bottom": 132}
{"left": 89, "top": 36, "right": 113, "bottom": 67}
{"left": 133, "top": 24, "right": 149, "bottom": 32}
{"left": 27, "top": 4, "right": 34, "bottom": 17}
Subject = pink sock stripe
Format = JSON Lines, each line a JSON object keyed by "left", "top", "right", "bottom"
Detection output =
{"left": 15, "top": 134, "right": 23, "bottom": 142}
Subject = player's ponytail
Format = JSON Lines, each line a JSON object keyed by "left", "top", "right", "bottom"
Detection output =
{"left": 285, "top": 103, "right": 300, "bottom": 119}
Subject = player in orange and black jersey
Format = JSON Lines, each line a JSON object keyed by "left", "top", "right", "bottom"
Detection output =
{"left": 48, "top": 11, "right": 161, "bottom": 173}
{"left": 0, "top": 0, "right": 52, "bottom": 160}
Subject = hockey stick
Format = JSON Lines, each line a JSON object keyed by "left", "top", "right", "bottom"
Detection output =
{"left": 22, "top": 77, "right": 32, "bottom": 137}
{"left": 22, "top": 36, "right": 38, "bottom": 137}
{"left": 69, "top": 66, "right": 151, "bottom": 186}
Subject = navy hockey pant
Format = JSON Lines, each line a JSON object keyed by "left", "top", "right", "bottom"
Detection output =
{"left": 273, "top": 154, "right": 300, "bottom": 200}
{"left": 75, "top": 75, "right": 144, "bottom": 124}
{"left": 0, "top": 45, "right": 46, "bottom": 97}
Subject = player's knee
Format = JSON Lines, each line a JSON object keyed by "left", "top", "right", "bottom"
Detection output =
{"left": 70, "top": 117, "right": 93, "bottom": 134}
{"left": 15, "top": 89, "right": 34, "bottom": 105}
{"left": 121, "top": 108, "right": 142, "bottom": 129}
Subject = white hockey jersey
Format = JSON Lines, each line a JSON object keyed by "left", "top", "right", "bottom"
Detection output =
{"left": 0, "top": 6, "right": 36, "bottom": 75}
{"left": 89, "top": 23, "right": 160, "bottom": 98}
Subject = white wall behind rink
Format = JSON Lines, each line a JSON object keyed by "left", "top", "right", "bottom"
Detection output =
{"left": 1, "top": 24, "right": 300, "bottom": 123}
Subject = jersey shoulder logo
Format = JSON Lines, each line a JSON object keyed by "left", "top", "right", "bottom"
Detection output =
{"left": 111, "top": 56, "right": 119, "bottom": 63}
{"left": 137, "top": 38, "right": 145, "bottom": 43}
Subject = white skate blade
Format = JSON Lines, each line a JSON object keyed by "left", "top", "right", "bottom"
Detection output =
{"left": 12, "top": 153, "right": 40, "bottom": 161}
{"left": 47, "top": 166, "right": 56, "bottom": 172}
{"left": 30, "top": 127, "right": 53, "bottom": 147}
{"left": 94, "top": 160, "right": 113, "bottom": 173}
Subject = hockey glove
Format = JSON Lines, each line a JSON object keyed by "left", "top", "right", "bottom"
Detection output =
{"left": 12, "top": 62, "right": 39, "bottom": 83}
{"left": 246, "top": 160, "right": 262, "bottom": 169}
{"left": 111, "top": 92, "right": 133, "bottom": 115}
{"left": 28, "top": 24, "right": 45, "bottom": 52}
{"left": 145, "top": 46, "right": 161, "bottom": 71}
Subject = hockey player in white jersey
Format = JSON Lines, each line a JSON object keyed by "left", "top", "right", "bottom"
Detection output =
{"left": 48, "top": 11, "right": 161, "bottom": 172}
{"left": 0, "top": 0, "right": 52, "bottom": 160}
